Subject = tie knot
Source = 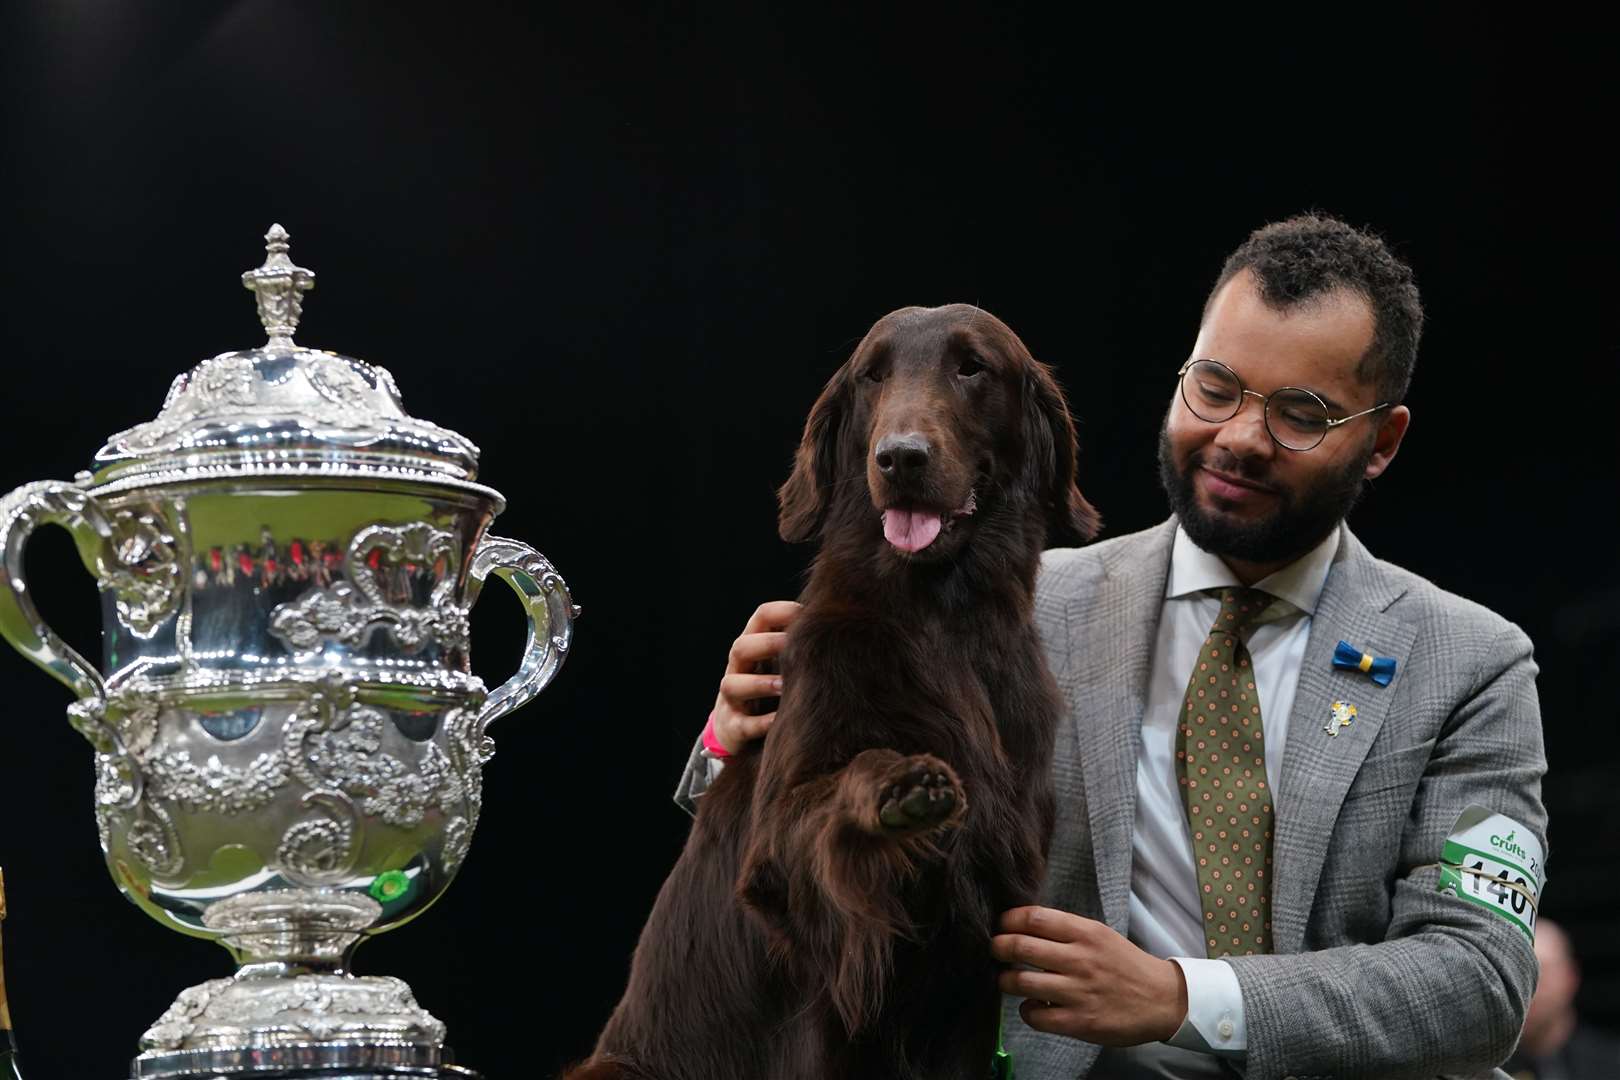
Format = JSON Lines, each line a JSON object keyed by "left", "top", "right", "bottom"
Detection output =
{"left": 1213, "top": 586, "right": 1271, "bottom": 633}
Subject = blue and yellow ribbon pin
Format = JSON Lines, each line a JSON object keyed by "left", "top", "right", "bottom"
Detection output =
{"left": 1333, "top": 640, "right": 1396, "bottom": 686}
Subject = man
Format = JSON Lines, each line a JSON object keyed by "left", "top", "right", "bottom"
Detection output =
{"left": 685, "top": 215, "right": 1547, "bottom": 1078}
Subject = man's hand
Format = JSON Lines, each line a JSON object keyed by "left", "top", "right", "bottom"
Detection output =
{"left": 992, "top": 906, "right": 1188, "bottom": 1047}
{"left": 711, "top": 601, "right": 801, "bottom": 752}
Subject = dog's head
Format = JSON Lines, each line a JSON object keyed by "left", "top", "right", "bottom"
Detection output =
{"left": 778, "top": 304, "right": 1100, "bottom": 559}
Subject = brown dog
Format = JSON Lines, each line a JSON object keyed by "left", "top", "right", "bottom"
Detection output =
{"left": 566, "top": 305, "right": 1098, "bottom": 1080}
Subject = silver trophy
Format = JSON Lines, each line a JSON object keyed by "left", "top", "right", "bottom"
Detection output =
{"left": 0, "top": 226, "right": 577, "bottom": 1079}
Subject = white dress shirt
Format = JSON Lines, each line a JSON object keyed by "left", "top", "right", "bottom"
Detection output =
{"left": 1135, "top": 524, "right": 1340, "bottom": 1065}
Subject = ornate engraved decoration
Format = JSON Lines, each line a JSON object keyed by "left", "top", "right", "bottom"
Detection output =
{"left": 103, "top": 507, "right": 185, "bottom": 638}
{"left": 269, "top": 522, "right": 468, "bottom": 653}
{"left": 304, "top": 706, "right": 463, "bottom": 828}
{"left": 114, "top": 698, "right": 161, "bottom": 757}
{"left": 109, "top": 666, "right": 485, "bottom": 699}
{"left": 126, "top": 802, "right": 185, "bottom": 878}
{"left": 95, "top": 752, "right": 141, "bottom": 812}
{"left": 306, "top": 355, "right": 372, "bottom": 410}
{"left": 194, "top": 356, "right": 260, "bottom": 407}
{"left": 85, "top": 674, "right": 486, "bottom": 886}
{"left": 141, "top": 973, "right": 445, "bottom": 1052}
{"left": 74, "top": 698, "right": 181, "bottom": 878}
{"left": 242, "top": 223, "right": 314, "bottom": 349}
{"left": 0, "top": 483, "right": 185, "bottom": 699}
{"left": 82, "top": 695, "right": 287, "bottom": 864}
{"left": 69, "top": 695, "right": 120, "bottom": 755}
{"left": 115, "top": 356, "right": 433, "bottom": 453}
{"left": 268, "top": 676, "right": 481, "bottom": 885}
{"left": 74, "top": 696, "right": 146, "bottom": 854}
{"left": 276, "top": 805, "right": 358, "bottom": 884}
{"left": 277, "top": 678, "right": 364, "bottom": 885}
{"left": 144, "top": 749, "right": 290, "bottom": 815}
{"left": 441, "top": 817, "right": 473, "bottom": 878}
{"left": 439, "top": 705, "right": 489, "bottom": 876}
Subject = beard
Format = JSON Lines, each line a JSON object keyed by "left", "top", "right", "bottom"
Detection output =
{"left": 1157, "top": 416, "right": 1371, "bottom": 565}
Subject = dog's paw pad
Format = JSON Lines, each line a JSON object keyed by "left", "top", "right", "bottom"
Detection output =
{"left": 878, "top": 763, "right": 963, "bottom": 832}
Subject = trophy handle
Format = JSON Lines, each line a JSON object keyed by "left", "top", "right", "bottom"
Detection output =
{"left": 465, "top": 535, "right": 577, "bottom": 731}
{"left": 0, "top": 480, "right": 113, "bottom": 701}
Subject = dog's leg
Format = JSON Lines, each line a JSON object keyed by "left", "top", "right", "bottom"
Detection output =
{"left": 740, "top": 750, "right": 965, "bottom": 920}
{"left": 738, "top": 749, "right": 966, "bottom": 1034}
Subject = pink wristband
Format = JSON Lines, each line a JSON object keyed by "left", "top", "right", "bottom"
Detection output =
{"left": 701, "top": 710, "right": 733, "bottom": 759}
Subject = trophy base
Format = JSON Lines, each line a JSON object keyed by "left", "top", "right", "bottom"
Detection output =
{"left": 131, "top": 1042, "right": 481, "bottom": 1079}
{"left": 135, "top": 973, "right": 458, "bottom": 1079}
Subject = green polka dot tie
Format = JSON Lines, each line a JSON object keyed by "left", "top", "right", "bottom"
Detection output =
{"left": 1176, "top": 586, "right": 1274, "bottom": 957}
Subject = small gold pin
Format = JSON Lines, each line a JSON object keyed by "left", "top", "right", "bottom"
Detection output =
{"left": 1325, "top": 700, "right": 1357, "bottom": 737}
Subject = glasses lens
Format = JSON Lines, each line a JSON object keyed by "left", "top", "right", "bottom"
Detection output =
{"left": 1267, "top": 389, "right": 1330, "bottom": 450}
{"left": 1182, "top": 360, "right": 1242, "bottom": 422}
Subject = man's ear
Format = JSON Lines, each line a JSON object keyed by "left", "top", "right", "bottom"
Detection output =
{"left": 1363, "top": 404, "right": 1410, "bottom": 481}
{"left": 777, "top": 365, "right": 853, "bottom": 543}
{"left": 1022, "top": 360, "right": 1101, "bottom": 547}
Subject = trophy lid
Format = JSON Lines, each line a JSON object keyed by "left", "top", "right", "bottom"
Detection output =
{"left": 88, "top": 225, "right": 485, "bottom": 492}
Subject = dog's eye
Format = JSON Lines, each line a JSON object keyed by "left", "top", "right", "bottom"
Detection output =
{"left": 957, "top": 354, "right": 987, "bottom": 378}
{"left": 864, "top": 367, "right": 887, "bottom": 383}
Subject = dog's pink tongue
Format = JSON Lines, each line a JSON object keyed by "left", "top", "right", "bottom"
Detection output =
{"left": 883, "top": 509, "right": 943, "bottom": 553}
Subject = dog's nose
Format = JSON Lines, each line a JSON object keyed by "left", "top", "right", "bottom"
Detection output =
{"left": 875, "top": 433, "right": 931, "bottom": 480}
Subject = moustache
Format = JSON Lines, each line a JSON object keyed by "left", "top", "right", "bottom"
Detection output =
{"left": 1190, "top": 448, "right": 1279, "bottom": 492}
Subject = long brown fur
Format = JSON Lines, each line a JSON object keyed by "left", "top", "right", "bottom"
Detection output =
{"left": 564, "top": 305, "right": 1099, "bottom": 1080}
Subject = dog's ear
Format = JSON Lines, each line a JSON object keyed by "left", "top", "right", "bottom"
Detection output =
{"left": 778, "top": 364, "right": 852, "bottom": 543}
{"left": 1022, "top": 360, "right": 1101, "bottom": 546}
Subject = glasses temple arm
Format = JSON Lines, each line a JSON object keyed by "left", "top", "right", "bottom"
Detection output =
{"left": 1323, "top": 402, "right": 1394, "bottom": 428}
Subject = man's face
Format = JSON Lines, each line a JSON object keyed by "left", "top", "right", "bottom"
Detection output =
{"left": 1158, "top": 270, "right": 1409, "bottom": 570}
{"left": 1524, "top": 922, "right": 1579, "bottom": 1039}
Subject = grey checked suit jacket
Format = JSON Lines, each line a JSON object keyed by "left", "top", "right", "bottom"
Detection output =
{"left": 1007, "top": 519, "right": 1545, "bottom": 1080}
{"left": 676, "top": 518, "right": 1547, "bottom": 1080}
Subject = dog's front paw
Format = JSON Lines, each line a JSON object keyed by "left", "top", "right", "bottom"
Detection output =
{"left": 876, "top": 755, "right": 965, "bottom": 834}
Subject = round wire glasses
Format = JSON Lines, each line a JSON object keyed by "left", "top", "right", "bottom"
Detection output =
{"left": 1176, "top": 358, "right": 1392, "bottom": 452}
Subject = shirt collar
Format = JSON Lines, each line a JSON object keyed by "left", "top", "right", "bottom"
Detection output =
{"left": 1166, "top": 522, "right": 1341, "bottom": 617}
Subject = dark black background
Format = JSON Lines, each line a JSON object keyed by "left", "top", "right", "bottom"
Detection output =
{"left": 0, "top": 5, "right": 1615, "bottom": 1077}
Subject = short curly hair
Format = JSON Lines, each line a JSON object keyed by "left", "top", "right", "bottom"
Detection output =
{"left": 1207, "top": 213, "right": 1424, "bottom": 405}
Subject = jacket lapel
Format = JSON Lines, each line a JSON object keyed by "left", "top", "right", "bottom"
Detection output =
{"left": 1062, "top": 518, "right": 1176, "bottom": 932}
{"left": 1270, "top": 527, "right": 1416, "bottom": 955}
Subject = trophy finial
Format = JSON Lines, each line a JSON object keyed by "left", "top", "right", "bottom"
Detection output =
{"left": 242, "top": 223, "right": 315, "bottom": 348}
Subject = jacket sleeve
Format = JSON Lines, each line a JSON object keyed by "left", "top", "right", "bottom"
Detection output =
{"left": 1225, "top": 624, "right": 1547, "bottom": 1080}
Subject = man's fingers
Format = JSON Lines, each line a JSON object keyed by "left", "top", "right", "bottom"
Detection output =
{"left": 733, "top": 711, "right": 775, "bottom": 742}
{"left": 998, "top": 906, "right": 1092, "bottom": 943}
{"left": 710, "top": 708, "right": 775, "bottom": 754}
{"left": 709, "top": 604, "right": 794, "bottom": 754}
{"left": 719, "top": 672, "right": 783, "bottom": 705}
{"left": 990, "top": 932, "right": 1081, "bottom": 973}
{"left": 1017, "top": 999, "right": 1076, "bottom": 1035}
{"left": 742, "top": 601, "right": 802, "bottom": 635}
{"left": 997, "top": 967, "right": 1074, "bottom": 1002}
{"left": 727, "top": 631, "right": 789, "bottom": 671}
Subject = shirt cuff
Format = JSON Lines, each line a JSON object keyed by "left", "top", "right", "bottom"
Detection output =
{"left": 1164, "top": 956, "right": 1246, "bottom": 1058}
{"left": 675, "top": 744, "right": 726, "bottom": 817}
{"left": 688, "top": 754, "right": 725, "bottom": 799}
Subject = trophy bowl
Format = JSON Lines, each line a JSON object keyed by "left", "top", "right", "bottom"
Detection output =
{"left": 0, "top": 227, "right": 577, "bottom": 1078}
